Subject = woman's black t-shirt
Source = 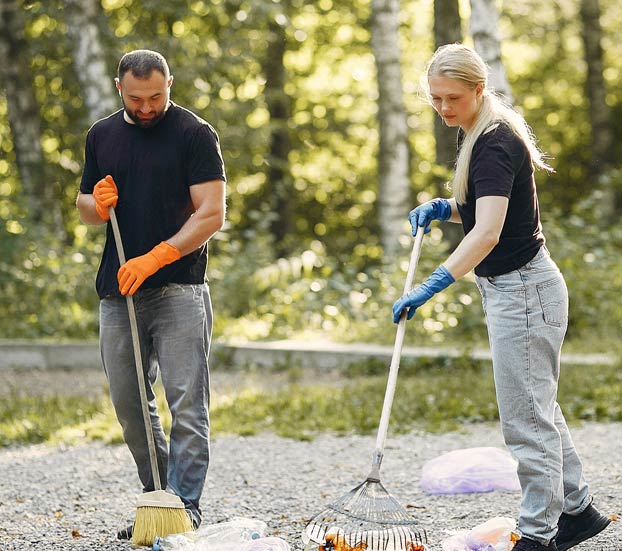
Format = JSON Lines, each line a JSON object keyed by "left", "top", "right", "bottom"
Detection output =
{"left": 456, "top": 123, "right": 545, "bottom": 277}
{"left": 79, "top": 102, "right": 226, "bottom": 299}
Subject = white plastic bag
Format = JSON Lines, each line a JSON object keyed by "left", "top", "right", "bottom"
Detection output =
{"left": 421, "top": 447, "right": 521, "bottom": 494}
{"left": 153, "top": 517, "right": 279, "bottom": 551}
{"left": 154, "top": 535, "right": 289, "bottom": 551}
{"left": 441, "top": 517, "right": 516, "bottom": 551}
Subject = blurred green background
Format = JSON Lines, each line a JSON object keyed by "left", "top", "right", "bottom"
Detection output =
{"left": 1, "top": 0, "right": 621, "bottom": 355}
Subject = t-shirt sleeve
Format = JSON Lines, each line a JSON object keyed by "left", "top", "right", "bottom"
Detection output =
{"left": 187, "top": 124, "right": 227, "bottom": 186}
{"left": 79, "top": 127, "right": 101, "bottom": 194}
{"left": 471, "top": 130, "right": 524, "bottom": 200}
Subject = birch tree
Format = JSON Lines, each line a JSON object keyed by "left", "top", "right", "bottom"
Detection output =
{"left": 0, "top": 0, "right": 51, "bottom": 227}
{"left": 371, "top": 0, "right": 410, "bottom": 256}
{"left": 63, "top": 0, "right": 117, "bottom": 122}
{"left": 470, "top": 0, "right": 513, "bottom": 102}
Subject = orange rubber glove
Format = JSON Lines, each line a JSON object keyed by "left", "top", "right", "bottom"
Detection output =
{"left": 93, "top": 175, "right": 118, "bottom": 221}
{"left": 117, "top": 242, "right": 181, "bottom": 296}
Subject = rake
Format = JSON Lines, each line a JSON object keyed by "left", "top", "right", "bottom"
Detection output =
{"left": 303, "top": 231, "right": 428, "bottom": 551}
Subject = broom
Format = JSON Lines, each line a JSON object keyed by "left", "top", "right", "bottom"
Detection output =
{"left": 109, "top": 206, "right": 193, "bottom": 546}
{"left": 303, "top": 230, "right": 428, "bottom": 551}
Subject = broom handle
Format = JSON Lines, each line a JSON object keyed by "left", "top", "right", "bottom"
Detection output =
{"left": 368, "top": 230, "right": 424, "bottom": 481}
{"left": 109, "top": 206, "right": 163, "bottom": 492}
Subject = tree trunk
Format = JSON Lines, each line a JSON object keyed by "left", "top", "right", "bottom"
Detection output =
{"left": 263, "top": 14, "right": 292, "bottom": 258}
{"left": 433, "top": 0, "right": 462, "bottom": 168}
{"left": 63, "top": 0, "right": 118, "bottom": 122}
{"left": 0, "top": 0, "right": 51, "bottom": 226}
{"left": 470, "top": 0, "right": 513, "bottom": 102}
{"left": 579, "top": 0, "right": 613, "bottom": 177}
{"left": 433, "top": 0, "right": 463, "bottom": 248}
{"left": 371, "top": 0, "right": 410, "bottom": 256}
{"left": 580, "top": 0, "right": 618, "bottom": 215}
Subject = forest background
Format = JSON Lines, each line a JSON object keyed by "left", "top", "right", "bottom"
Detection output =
{"left": 1, "top": 0, "right": 621, "bottom": 355}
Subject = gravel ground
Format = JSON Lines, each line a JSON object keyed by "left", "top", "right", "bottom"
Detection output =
{"left": 0, "top": 422, "right": 620, "bottom": 551}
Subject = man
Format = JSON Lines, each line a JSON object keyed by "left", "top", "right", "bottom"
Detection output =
{"left": 76, "top": 49, "right": 226, "bottom": 539}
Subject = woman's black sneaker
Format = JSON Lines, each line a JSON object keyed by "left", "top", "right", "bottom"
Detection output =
{"left": 513, "top": 536, "right": 558, "bottom": 550}
{"left": 555, "top": 503, "right": 611, "bottom": 551}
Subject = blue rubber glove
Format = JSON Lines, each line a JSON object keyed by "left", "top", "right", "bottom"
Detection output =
{"left": 408, "top": 198, "right": 452, "bottom": 236}
{"left": 392, "top": 265, "right": 455, "bottom": 323}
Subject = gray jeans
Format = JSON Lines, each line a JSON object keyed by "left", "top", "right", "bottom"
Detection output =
{"left": 476, "top": 247, "right": 590, "bottom": 544}
{"left": 100, "top": 283, "right": 212, "bottom": 525}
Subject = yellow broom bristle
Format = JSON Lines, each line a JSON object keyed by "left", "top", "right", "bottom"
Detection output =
{"left": 132, "top": 503, "right": 193, "bottom": 546}
{"left": 132, "top": 506, "right": 193, "bottom": 546}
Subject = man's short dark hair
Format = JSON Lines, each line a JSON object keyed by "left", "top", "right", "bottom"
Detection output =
{"left": 118, "top": 49, "right": 170, "bottom": 81}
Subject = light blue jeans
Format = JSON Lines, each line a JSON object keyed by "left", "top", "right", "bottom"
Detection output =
{"left": 475, "top": 247, "right": 590, "bottom": 544}
{"left": 100, "top": 283, "right": 212, "bottom": 526}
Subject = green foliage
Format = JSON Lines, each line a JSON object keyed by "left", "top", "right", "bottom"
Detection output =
{"left": 503, "top": 1, "right": 620, "bottom": 210}
{"left": 560, "top": 359, "right": 622, "bottom": 422}
{"left": 208, "top": 230, "right": 486, "bottom": 345}
{"left": 0, "top": 0, "right": 621, "bottom": 353}
{"left": 543, "top": 176, "right": 622, "bottom": 347}
{"left": 0, "top": 226, "right": 101, "bottom": 338}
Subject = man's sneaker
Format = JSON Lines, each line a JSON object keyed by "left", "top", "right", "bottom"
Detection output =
{"left": 117, "top": 523, "right": 134, "bottom": 540}
{"left": 555, "top": 503, "right": 611, "bottom": 551}
{"left": 513, "top": 536, "right": 558, "bottom": 551}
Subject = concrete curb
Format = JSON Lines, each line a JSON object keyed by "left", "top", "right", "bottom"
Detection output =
{"left": 0, "top": 340, "right": 616, "bottom": 371}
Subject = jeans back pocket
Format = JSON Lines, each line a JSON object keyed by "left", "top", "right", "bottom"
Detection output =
{"left": 536, "top": 277, "right": 568, "bottom": 327}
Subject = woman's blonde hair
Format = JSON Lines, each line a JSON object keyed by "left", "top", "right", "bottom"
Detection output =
{"left": 425, "top": 43, "right": 553, "bottom": 204}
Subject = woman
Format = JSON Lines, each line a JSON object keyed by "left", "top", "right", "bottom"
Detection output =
{"left": 392, "top": 44, "right": 610, "bottom": 551}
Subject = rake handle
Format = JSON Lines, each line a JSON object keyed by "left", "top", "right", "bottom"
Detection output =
{"left": 368, "top": 230, "right": 424, "bottom": 481}
{"left": 108, "top": 206, "right": 163, "bottom": 492}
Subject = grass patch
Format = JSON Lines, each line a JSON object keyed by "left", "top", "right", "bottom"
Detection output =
{"left": 210, "top": 360, "right": 500, "bottom": 437}
{"left": 1, "top": 358, "right": 620, "bottom": 447}
{"left": 0, "top": 393, "right": 107, "bottom": 447}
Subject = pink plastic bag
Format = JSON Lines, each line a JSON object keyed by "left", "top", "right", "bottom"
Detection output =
{"left": 421, "top": 447, "right": 520, "bottom": 494}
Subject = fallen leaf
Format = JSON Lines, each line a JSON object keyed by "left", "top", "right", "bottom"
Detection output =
{"left": 406, "top": 504, "right": 427, "bottom": 510}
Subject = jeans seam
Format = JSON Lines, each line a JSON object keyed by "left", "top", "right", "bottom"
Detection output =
{"left": 524, "top": 271, "right": 556, "bottom": 537}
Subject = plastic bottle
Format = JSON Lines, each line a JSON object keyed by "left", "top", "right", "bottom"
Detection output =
{"left": 153, "top": 534, "right": 193, "bottom": 551}
{"left": 197, "top": 522, "right": 265, "bottom": 545}
{"left": 153, "top": 517, "right": 268, "bottom": 551}
{"left": 236, "top": 537, "right": 290, "bottom": 551}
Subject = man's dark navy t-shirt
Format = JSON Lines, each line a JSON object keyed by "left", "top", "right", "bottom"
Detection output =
{"left": 80, "top": 102, "right": 226, "bottom": 299}
{"left": 456, "top": 123, "right": 545, "bottom": 277}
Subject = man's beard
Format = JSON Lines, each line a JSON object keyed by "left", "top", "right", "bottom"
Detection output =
{"left": 122, "top": 99, "right": 168, "bottom": 128}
